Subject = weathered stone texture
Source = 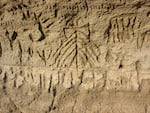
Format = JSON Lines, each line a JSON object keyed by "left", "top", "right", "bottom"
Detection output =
{"left": 0, "top": 0, "right": 150, "bottom": 113}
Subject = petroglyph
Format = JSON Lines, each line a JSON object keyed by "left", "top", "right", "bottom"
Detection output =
{"left": 0, "top": 0, "right": 150, "bottom": 113}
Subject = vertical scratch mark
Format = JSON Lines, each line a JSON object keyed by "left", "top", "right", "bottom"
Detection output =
{"left": 48, "top": 75, "right": 52, "bottom": 93}
{"left": 18, "top": 41, "right": 22, "bottom": 65}
{"left": 40, "top": 74, "right": 42, "bottom": 89}
{"left": 0, "top": 43, "right": 2, "bottom": 57}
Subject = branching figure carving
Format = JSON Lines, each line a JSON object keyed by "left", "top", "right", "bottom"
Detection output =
{"left": 52, "top": 18, "right": 100, "bottom": 69}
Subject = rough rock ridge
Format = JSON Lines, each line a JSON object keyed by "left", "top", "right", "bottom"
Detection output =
{"left": 0, "top": 0, "right": 150, "bottom": 113}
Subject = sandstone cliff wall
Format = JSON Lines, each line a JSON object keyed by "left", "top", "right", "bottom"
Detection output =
{"left": 0, "top": 0, "right": 150, "bottom": 113}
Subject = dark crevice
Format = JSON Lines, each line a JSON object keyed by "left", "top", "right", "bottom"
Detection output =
{"left": 23, "top": 4, "right": 28, "bottom": 8}
{"left": 10, "top": 67, "right": 14, "bottom": 74}
{"left": 3, "top": 72, "right": 7, "bottom": 83}
{"left": 87, "top": 23, "right": 91, "bottom": 41}
{"left": 79, "top": 70, "right": 84, "bottom": 85}
{"left": 27, "top": 10, "right": 30, "bottom": 17}
{"left": 47, "top": 49, "right": 52, "bottom": 60}
{"left": 48, "top": 98, "right": 55, "bottom": 112}
{"left": 70, "top": 73, "right": 73, "bottom": 88}
{"left": 18, "top": 4, "right": 22, "bottom": 10}
{"left": 34, "top": 13, "right": 38, "bottom": 21}
{"left": 28, "top": 47, "right": 33, "bottom": 57}
{"left": 104, "top": 21, "right": 112, "bottom": 38}
{"left": 69, "top": 48, "right": 77, "bottom": 68}
{"left": 53, "top": 4, "right": 58, "bottom": 18}
{"left": 18, "top": 41, "right": 22, "bottom": 64}
{"left": 147, "top": 11, "right": 150, "bottom": 16}
{"left": 126, "top": 18, "right": 130, "bottom": 27}
{"left": 31, "top": 73, "right": 34, "bottom": 81}
{"left": 48, "top": 87, "right": 57, "bottom": 112}
{"left": 75, "top": 31, "right": 78, "bottom": 69}
{"left": 11, "top": 31, "right": 18, "bottom": 41}
{"left": 43, "top": 76, "right": 46, "bottom": 88}
{"left": 23, "top": 29, "right": 28, "bottom": 32}
{"left": 42, "top": 18, "right": 50, "bottom": 23}
{"left": 71, "top": 94, "right": 78, "bottom": 113}
{"left": 132, "top": 16, "right": 136, "bottom": 29}
{"left": 29, "top": 34, "right": 33, "bottom": 42}
{"left": 46, "top": 22, "right": 54, "bottom": 28}
{"left": 5, "top": 30, "right": 14, "bottom": 50}
{"left": 12, "top": 6, "right": 17, "bottom": 11}
{"left": 22, "top": 12, "right": 27, "bottom": 20}
{"left": 0, "top": 67, "right": 2, "bottom": 75}
{"left": 37, "top": 50, "right": 46, "bottom": 66}
{"left": 132, "top": 1, "right": 145, "bottom": 9}
{"left": 5, "top": 30, "right": 9, "bottom": 36}
{"left": 119, "top": 64, "right": 123, "bottom": 69}
{"left": 37, "top": 22, "right": 46, "bottom": 41}
{"left": 102, "top": 73, "right": 107, "bottom": 91}
{"left": 52, "top": 87, "right": 57, "bottom": 97}
{"left": 14, "top": 79, "right": 16, "bottom": 87}
{"left": 38, "top": 12, "right": 42, "bottom": 18}
{"left": 48, "top": 75, "right": 52, "bottom": 93}
{"left": 84, "top": 0, "right": 89, "bottom": 11}
{"left": 0, "top": 43, "right": 2, "bottom": 57}
{"left": 40, "top": 74, "right": 42, "bottom": 88}
{"left": 13, "top": 74, "right": 17, "bottom": 87}
{"left": 54, "top": 9, "right": 58, "bottom": 18}
{"left": 61, "top": 73, "right": 65, "bottom": 84}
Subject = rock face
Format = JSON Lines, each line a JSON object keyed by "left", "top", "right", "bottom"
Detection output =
{"left": 0, "top": 0, "right": 150, "bottom": 113}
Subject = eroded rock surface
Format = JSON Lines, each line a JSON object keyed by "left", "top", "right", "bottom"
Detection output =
{"left": 0, "top": 0, "right": 150, "bottom": 113}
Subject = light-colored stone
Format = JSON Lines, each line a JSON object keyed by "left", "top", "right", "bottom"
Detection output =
{"left": 0, "top": 0, "right": 150, "bottom": 113}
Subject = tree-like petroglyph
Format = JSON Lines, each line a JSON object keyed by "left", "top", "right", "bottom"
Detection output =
{"left": 0, "top": 0, "right": 150, "bottom": 113}
{"left": 51, "top": 18, "right": 100, "bottom": 69}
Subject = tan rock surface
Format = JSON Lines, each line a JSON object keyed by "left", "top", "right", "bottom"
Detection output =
{"left": 0, "top": 0, "right": 150, "bottom": 113}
